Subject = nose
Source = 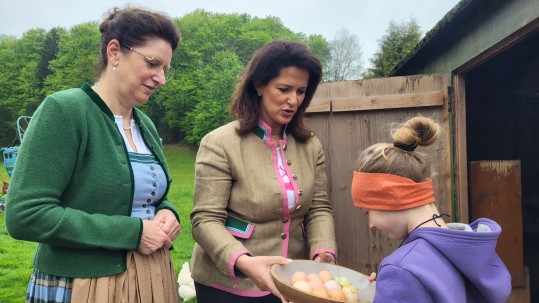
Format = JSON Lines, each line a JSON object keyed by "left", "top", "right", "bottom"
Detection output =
{"left": 152, "top": 69, "right": 167, "bottom": 86}
{"left": 287, "top": 93, "right": 299, "bottom": 106}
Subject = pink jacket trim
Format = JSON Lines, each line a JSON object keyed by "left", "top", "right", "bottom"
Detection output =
{"left": 229, "top": 249, "right": 251, "bottom": 288}
{"left": 210, "top": 283, "right": 271, "bottom": 297}
{"left": 311, "top": 248, "right": 337, "bottom": 260}
{"left": 227, "top": 225, "right": 254, "bottom": 239}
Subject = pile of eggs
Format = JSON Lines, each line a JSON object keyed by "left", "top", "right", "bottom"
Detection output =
{"left": 290, "top": 270, "right": 360, "bottom": 302}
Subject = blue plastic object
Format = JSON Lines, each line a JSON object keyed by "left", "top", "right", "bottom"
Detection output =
{"left": 2, "top": 146, "right": 19, "bottom": 178}
{"left": 2, "top": 116, "right": 31, "bottom": 176}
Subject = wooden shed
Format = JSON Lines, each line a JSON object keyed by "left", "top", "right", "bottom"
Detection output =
{"left": 306, "top": 0, "right": 538, "bottom": 301}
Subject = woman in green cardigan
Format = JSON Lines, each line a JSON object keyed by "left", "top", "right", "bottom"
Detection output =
{"left": 5, "top": 6, "right": 181, "bottom": 302}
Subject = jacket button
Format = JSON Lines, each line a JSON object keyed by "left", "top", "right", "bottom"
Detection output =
{"left": 280, "top": 233, "right": 287, "bottom": 239}
{"left": 282, "top": 217, "right": 289, "bottom": 223}
{"left": 287, "top": 160, "right": 292, "bottom": 165}
{"left": 292, "top": 174, "right": 298, "bottom": 180}
{"left": 298, "top": 190, "right": 303, "bottom": 196}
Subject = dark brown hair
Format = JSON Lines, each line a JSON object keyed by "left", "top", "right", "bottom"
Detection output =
{"left": 96, "top": 6, "right": 180, "bottom": 75}
{"left": 229, "top": 40, "right": 322, "bottom": 142}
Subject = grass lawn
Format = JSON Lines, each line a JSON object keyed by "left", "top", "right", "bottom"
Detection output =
{"left": 0, "top": 144, "right": 198, "bottom": 302}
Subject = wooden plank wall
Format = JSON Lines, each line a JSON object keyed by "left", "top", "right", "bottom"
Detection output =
{"left": 305, "top": 74, "right": 450, "bottom": 273}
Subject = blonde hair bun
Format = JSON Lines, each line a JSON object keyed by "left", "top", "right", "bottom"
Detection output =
{"left": 355, "top": 115, "right": 441, "bottom": 182}
{"left": 392, "top": 116, "right": 441, "bottom": 149}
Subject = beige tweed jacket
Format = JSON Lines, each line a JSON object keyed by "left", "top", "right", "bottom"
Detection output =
{"left": 190, "top": 120, "right": 337, "bottom": 295}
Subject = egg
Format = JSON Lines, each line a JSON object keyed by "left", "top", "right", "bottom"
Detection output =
{"left": 318, "top": 270, "right": 334, "bottom": 282}
{"left": 342, "top": 285, "right": 360, "bottom": 302}
{"left": 328, "top": 287, "right": 347, "bottom": 301}
{"left": 335, "top": 276, "right": 353, "bottom": 288}
{"left": 308, "top": 279, "right": 324, "bottom": 290}
{"left": 307, "top": 273, "right": 323, "bottom": 282}
{"left": 324, "top": 279, "right": 341, "bottom": 290}
{"left": 291, "top": 271, "right": 308, "bottom": 284}
{"left": 292, "top": 280, "right": 312, "bottom": 293}
{"left": 311, "top": 286, "right": 330, "bottom": 299}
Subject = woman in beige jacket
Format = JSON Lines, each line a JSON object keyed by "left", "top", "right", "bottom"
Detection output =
{"left": 190, "top": 40, "right": 337, "bottom": 303}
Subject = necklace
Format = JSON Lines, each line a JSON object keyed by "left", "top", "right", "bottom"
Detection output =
{"left": 399, "top": 213, "right": 450, "bottom": 247}
{"left": 123, "top": 120, "right": 133, "bottom": 130}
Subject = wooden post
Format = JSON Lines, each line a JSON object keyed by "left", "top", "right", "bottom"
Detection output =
{"left": 469, "top": 160, "right": 524, "bottom": 286}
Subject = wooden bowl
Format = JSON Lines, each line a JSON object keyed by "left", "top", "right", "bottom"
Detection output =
{"left": 271, "top": 259, "right": 375, "bottom": 303}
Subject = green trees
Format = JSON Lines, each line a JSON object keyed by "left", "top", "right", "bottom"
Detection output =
{"left": 0, "top": 11, "right": 326, "bottom": 146}
{"left": 149, "top": 10, "right": 318, "bottom": 144}
{"left": 43, "top": 22, "right": 99, "bottom": 95}
{"left": 153, "top": 10, "right": 301, "bottom": 144}
{"left": 37, "top": 28, "right": 62, "bottom": 92}
{"left": 181, "top": 51, "right": 242, "bottom": 145}
{"left": 364, "top": 18, "right": 421, "bottom": 78}
{"left": 306, "top": 34, "right": 331, "bottom": 72}
{"left": 0, "top": 29, "right": 48, "bottom": 145}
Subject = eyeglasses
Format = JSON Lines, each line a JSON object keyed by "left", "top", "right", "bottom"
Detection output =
{"left": 122, "top": 45, "right": 174, "bottom": 81}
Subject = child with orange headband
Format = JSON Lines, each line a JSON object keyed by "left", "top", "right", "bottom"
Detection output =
{"left": 351, "top": 116, "right": 511, "bottom": 303}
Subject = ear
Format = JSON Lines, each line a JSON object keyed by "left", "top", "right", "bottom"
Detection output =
{"left": 107, "top": 39, "right": 122, "bottom": 68}
{"left": 254, "top": 81, "right": 262, "bottom": 96}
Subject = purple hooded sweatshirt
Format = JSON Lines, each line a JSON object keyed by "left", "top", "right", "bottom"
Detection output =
{"left": 373, "top": 218, "right": 511, "bottom": 303}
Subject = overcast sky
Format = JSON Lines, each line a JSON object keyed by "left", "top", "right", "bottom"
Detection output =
{"left": 1, "top": 0, "right": 461, "bottom": 68}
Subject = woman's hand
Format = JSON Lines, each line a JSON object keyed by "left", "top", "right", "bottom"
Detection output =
{"left": 138, "top": 220, "right": 172, "bottom": 255}
{"left": 235, "top": 255, "right": 292, "bottom": 303}
{"left": 314, "top": 251, "right": 336, "bottom": 264}
{"left": 154, "top": 209, "right": 181, "bottom": 241}
{"left": 368, "top": 272, "right": 377, "bottom": 282}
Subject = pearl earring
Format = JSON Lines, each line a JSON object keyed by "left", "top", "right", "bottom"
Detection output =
{"left": 113, "top": 66, "right": 117, "bottom": 71}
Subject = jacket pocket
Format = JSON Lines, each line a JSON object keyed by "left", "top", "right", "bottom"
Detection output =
{"left": 225, "top": 216, "right": 255, "bottom": 239}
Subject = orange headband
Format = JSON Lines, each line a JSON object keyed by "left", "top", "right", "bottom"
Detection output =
{"left": 351, "top": 172, "right": 435, "bottom": 211}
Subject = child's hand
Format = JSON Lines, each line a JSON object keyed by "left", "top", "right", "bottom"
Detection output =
{"left": 368, "top": 272, "right": 377, "bottom": 282}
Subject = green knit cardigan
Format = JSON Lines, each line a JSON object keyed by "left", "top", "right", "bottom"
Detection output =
{"left": 5, "top": 83, "right": 179, "bottom": 278}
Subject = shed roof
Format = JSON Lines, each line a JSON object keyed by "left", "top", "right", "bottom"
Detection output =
{"left": 392, "top": 0, "right": 479, "bottom": 74}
